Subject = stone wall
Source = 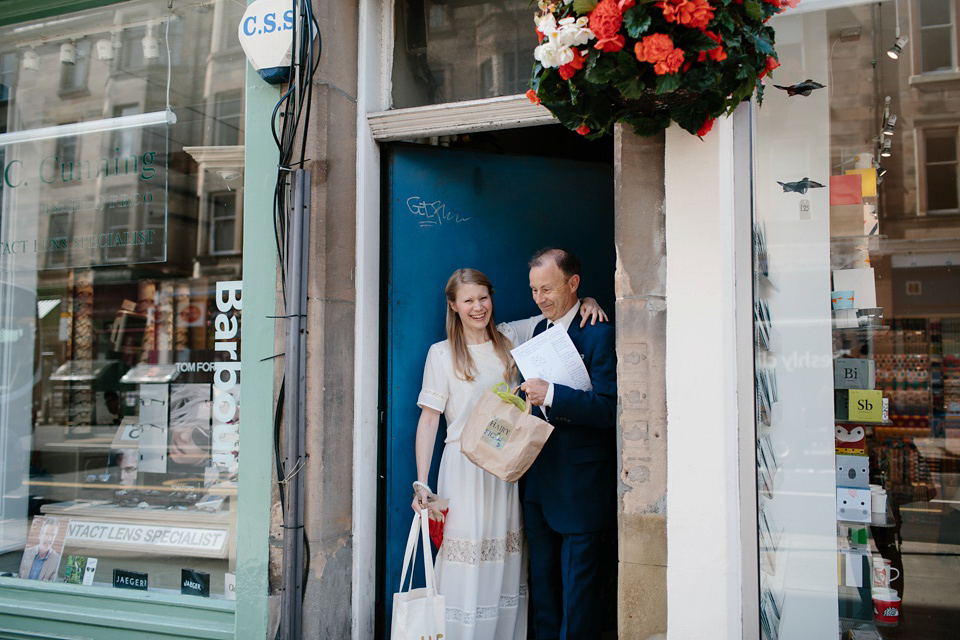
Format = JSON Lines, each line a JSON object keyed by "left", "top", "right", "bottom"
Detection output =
{"left": 614, "top": 125, "right": 668, "bottom": 639}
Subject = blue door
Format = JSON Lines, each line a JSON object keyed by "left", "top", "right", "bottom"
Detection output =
{"left": 381, "top": 142, "right": 614, "bottom": 630}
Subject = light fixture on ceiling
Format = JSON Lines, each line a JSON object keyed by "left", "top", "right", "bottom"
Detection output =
{"left": 881, "top": 138, "right": 892, "bottom": 157}
{"left": 0, "top": 109, "right": 176, "bottom": 148}
{"left": 142, "top": 23, "right": 160, "bottom": 60}
{"left": 883, "top": 114, "right": 897, "bottom": 136}
{"left": 59, "top": 41, "right": 76, "bottom": 65}
{"left": 22, "top": 48, "right": 39, "bottom": 72}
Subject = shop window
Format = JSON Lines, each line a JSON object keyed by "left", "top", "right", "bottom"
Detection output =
{"left": 213, "top": 91, "right": 242, "bottom": 147}
{"left": 755, "top": 6, "right": 960, "bottom": 639}
{"left": 0, "top": 0, "right": 245, "bottom": 602}
{"left": 923, "top": 127, "right": 960, "bottom": 213}
{"left": 918, "top": 0, "right": 956, "bottom": 73}
{"left": 58, "top": 39, "right": 91, "bottom": 95}
{"left": 209, "top": 191, "right": 239, "bottom": 255}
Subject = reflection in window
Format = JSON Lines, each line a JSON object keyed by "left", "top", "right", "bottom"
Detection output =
{"left": 213, "top": 91, "right": 242, "bottom": 147}
{"left": 59, "top": 40, "right": 91, "bottom": 93}
{"left": 112, "top": 104, "right": 140, "bottom": 157}
{"left": 919, "top": 0, "right": 956, "bottom": 73}
{"left": 924, "top": 128, "right": 959, "bottom": 213}
{"left": 209, "top": 191, "right": 238, "bottom": 254}
{"left": 56, "top": 131, "right": 79, "bottom": 172}
{"left": 119, "top": 26, "right": 147, "bottom": 72}
{"left": 393, "top": 0, "right": 535, "bottom": 108}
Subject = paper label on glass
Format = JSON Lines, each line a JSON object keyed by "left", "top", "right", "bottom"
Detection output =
{"left": 510, "top": 324, "right": 592, "bottom": 391}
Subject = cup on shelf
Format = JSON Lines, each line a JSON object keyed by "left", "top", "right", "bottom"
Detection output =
{"left": 871, "top": 486, "right": 887, "bottom": 514}
{"left": 872, "top": 586, "right": 901, "bottom": 625}
{"left": 872, "top": 557, "right": 900, "bottom": 588}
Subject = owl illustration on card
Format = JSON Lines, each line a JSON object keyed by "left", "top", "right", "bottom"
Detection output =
{"left": 836, "top": 424, "right": 866, "bottom": 453}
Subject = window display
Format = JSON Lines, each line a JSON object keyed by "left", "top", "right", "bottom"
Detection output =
{"left": 755, "top": 1, "right": 960, "bottom": 638}
{"left": 0, "top": 0, "right": 245, "bottom": 599}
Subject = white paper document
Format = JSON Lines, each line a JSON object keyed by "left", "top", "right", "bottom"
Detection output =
{"left": 510, "top": 324, "right": 592, "bottom": 391}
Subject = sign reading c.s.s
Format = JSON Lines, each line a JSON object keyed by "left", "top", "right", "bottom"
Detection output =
{"left": 238, "top": 0, "right": 295, "bottom": 72}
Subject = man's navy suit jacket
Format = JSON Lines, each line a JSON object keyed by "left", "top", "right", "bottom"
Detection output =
{"left": 524, "top": 316, "right": 617, "bottom": 534}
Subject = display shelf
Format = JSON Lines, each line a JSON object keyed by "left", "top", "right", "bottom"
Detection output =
{"left": 830, "top": 235, "right": 885, "bottom": 253}
{"left": 836, "top": 419, "right": 893, "bottom": 427}
{"left": 837, "top": 505, "right": 895, "bottom": 528}
{"left": 832, "top": 324, "right": 888, "bottom": 338}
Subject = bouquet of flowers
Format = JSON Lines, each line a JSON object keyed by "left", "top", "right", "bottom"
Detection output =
{"left": 527, "top": 0, "right": 796, "bottom": 138}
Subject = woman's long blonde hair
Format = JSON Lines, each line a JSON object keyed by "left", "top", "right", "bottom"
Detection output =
{"left": 445, "top": 269, "right": 518, "bottom": 383}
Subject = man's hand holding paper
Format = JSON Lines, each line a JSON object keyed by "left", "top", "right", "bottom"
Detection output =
{"left": 512, "top": 324, "right": 593, "bottom": 408}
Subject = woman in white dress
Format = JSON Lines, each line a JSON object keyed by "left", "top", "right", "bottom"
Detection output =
{"left": 412, "top": 268, "right": 604, "bottom": 640}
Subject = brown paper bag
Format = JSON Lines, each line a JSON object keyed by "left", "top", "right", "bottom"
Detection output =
{"left": 460, "top": 385, "right": 554, "bottom": 483}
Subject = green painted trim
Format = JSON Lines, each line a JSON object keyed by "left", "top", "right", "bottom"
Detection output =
{"left": 0, "top": 0, "right": 125, "bottom": 26}
{"left": 0, "top": 578, "right": 234, "bottom": 640}
{"left": 234, "top": 58, "right": 281, "bottom": 640}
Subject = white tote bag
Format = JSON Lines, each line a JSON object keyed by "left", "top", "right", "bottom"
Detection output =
{"left": 391, "top": 511, "right": 446, "bottom": 640}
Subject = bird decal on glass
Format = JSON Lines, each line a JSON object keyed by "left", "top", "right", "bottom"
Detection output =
{"left": 777, "top": 177, "right": 825, "bottom": 194}
{"left": 773, "top": 79, "right": 826, "bottom": 97}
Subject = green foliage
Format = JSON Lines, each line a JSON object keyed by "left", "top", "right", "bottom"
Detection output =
{"left": 655, "top": 73, "right": 681, "bottom": 94}
{"left": 623, "top": 7, "right": 652, "bottom": 39}
{"left": 573, "top": 0, "right": 600, "bottom": 14}
{"left": 616, "top": 76, "right": 648, "bottom": 99}
{"left": 529, "top": 0, "right": 786, "bottom": 137}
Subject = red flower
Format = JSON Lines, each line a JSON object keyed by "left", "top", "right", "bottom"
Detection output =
{"left": 590, "top": 0, "right": 627, "bottom": 53}
{"left": 635, "top": 33, "right": 685, "bottom": 75}
{"left": 576, "top": 124, "right": 591, "bottom": 135}
{"left": 762, "top": 0, "right": 782, "bottom": 7}
{"left": 697, "top": 30, "right": 727, "bottom": 62}
{"left": 526, "top": 89, "right": 541, "bottom": 105}
{"left": 759, "top": 55, "right": 779, "bottom": 79}
{"left": 697, "top": 117, "right": 715, "bottom": 137}
{"left": 659, "top": 0, "right": 715, "bottom": 31}
{"left": 558, "top": 48, "right": 586, "bottom": 80}
{"left": 537, "top": 28, "right": 545, "bottom": 44}
{"left": 618, "top": 0, "right": 636, "bottom": 9}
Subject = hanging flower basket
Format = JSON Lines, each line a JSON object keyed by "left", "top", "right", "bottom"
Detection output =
{"left": 527, "top": 0, "right": 796, "bottom": 138}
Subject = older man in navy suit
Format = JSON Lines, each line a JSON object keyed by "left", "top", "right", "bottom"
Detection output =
{"left": 520, "top": 248, "right": 617, "bottom": 640}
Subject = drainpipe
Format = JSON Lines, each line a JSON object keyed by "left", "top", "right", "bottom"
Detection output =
{"left": 280, "top": 168, "right": 310, "bottom": 639}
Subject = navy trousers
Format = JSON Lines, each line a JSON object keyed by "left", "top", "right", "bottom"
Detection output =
{"left": 525, "top": 499, "right": 606, "bottom": 640}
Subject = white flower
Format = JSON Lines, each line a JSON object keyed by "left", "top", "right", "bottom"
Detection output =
{"left": 535, "top": 12, "right": 558, "bottom": 39}
{"left": 534, "top": 41, "right": 574, "bottom": 68}
{"left": 556, "top": 16, "right": 594, "bottom": 48}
